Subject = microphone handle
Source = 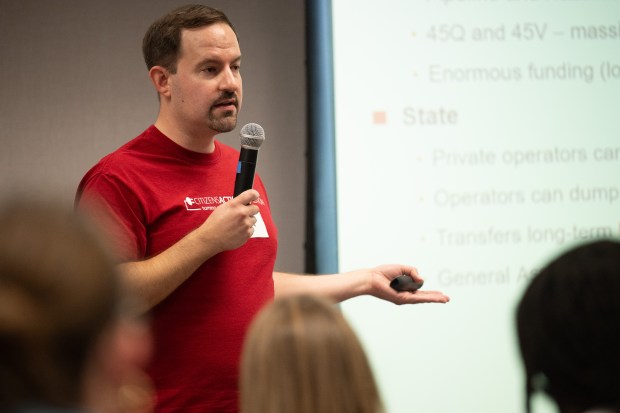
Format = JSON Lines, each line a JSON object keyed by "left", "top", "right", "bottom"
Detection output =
{"left": 234, "top": 147, "right": 258, "bottom": 197}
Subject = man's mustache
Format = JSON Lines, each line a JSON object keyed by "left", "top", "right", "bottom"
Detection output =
{"left": 213, "top": 93, "right": 238, "bottom": 108}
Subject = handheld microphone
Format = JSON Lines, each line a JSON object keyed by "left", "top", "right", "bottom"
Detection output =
{"left": 233, "top": 123, "right": 265, "bottom": 197}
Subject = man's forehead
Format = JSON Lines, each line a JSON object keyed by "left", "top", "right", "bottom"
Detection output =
{"left": 180, "top": 24, "right": 240, "bottom": 52}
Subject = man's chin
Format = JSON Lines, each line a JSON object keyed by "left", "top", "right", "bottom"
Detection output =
{"left": 208, "top": 114, "right": 238, "bottom": 133}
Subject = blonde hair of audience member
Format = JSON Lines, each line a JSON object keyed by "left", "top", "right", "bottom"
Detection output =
{"left": 241, "top": 294, "right": 385, "bottom": 413}
{"left": 0, "top": 199, "right": 153, "bottom": 413}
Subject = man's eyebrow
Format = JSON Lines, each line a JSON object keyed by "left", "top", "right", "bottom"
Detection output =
{"left": 196, "top": 55, "right": 242, "bottom": 67}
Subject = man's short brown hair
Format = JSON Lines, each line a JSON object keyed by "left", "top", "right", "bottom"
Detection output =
{"left": 142, "top": 4, "right": 237, "bottom": 73}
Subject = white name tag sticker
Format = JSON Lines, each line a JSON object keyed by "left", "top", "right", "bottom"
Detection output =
{"left": 251, "top": 212, "right": 269, "bottom": 238}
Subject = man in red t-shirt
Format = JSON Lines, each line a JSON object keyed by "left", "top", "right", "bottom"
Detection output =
{"left": 76, "top": 5, "right": 449, "bottom": 413}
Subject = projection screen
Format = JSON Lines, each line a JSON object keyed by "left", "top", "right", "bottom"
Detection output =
{"left": 330, "top": 1, "right": 620, "bottom": 412}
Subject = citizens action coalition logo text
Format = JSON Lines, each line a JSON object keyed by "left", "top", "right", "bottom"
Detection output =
{"left": 184, "top": 195, "right": 265, "bottom": 211}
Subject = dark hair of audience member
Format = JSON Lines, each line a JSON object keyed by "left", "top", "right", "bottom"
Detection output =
{"left": 516, "top": 240, "right": 620, "bottom": 413}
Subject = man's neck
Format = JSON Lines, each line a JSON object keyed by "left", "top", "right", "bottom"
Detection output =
{"left": 154, "top": 119, "right": 217, "bottom": 154}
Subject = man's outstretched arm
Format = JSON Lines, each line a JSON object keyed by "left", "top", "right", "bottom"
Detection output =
{"left": 273, "top": 264, "right": 450, "bottom": 305}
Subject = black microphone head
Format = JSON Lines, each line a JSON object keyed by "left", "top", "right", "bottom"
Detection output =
{"left": 240, "top": 123, "right": 265, "bottom": 150}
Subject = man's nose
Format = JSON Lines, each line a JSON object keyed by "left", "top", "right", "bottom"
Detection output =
{"left": 219, "top": 68, "right": 239, "bottom": 91}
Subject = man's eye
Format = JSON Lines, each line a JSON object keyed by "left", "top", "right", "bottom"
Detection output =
{"left": 232, "top": 65, "right": 241, "bottom": 71}
{"left": 203, "top": 67, "right": 216, "bottom": 73}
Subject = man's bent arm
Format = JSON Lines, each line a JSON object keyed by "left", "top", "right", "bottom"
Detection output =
{"left": 119, "top": 190, "right": 261, "bottom": 309}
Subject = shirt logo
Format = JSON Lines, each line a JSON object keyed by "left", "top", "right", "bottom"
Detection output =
{"left": 184, "top": 195, "right": 265, "bottom": 211}
{"left": 184, "top": 195, "right": 233, "bottom": 211}
{"left": 183, "top": 195, "right": 269, "bottom": 238}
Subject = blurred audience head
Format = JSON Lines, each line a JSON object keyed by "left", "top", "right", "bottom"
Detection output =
{"left": 0, "top": 197, "right": 153, "bottom": 412}
{"left": 241, "top": 293, "right": 385, "bottom": 413}
{"left": 516, "top": 239, "right": 620, "bottom": 413}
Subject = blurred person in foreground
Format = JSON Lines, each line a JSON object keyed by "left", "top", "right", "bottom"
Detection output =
{"left": 0, "top": 198, "right": 154, "bottom": 413}
{"left": 516, "top": 239, "right": 620, "bottom": 413}
{"left": 241, "top": 294, "right": 385, "bottom": 413}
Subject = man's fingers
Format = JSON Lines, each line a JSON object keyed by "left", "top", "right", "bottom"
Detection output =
{"left": 235, "top": 189, "right": 260, "bottom": 205}
{"left": 388, "top": 288, "right": 450, "bottom": 305}
{"left": 409, "top": 290, "right": 450, "bottom": 304}
{"left": 402, "top": 265, "right": 423, "bottom": 283}
{"left": 247, "top": 203, "right": 260, "bottom": 215}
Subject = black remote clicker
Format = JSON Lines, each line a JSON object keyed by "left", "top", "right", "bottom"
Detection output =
{"left": 390, "top": 275, "right": 424, "bottom": 292}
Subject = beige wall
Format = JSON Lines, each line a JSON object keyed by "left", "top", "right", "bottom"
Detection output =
{"left": 0, "top": 0, "right": 306, "bottom": 272}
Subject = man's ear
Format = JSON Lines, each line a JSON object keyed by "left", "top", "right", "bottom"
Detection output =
{"left": 149, "top": 65, "right": 172, "bottom": 98}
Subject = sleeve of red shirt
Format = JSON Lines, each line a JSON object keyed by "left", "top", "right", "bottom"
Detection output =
{"left": 75, "top": 170, "right": 146, "bottom": 262}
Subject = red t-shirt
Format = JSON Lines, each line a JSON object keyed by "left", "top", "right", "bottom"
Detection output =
{"left": 76, "top": 125, "right": 278, "bottom": 413}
